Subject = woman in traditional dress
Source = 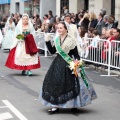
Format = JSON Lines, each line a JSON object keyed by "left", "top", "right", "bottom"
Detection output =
{"left": 5, "top": 14, "right": 40, "bottom": 76}
{"left": 39, "top": 21, "right": 97, "bottom": 114}
{"left": 1, "top": 17, "right": 15, "bottom": 50}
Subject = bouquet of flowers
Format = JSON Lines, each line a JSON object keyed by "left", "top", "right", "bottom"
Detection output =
{"left": 69, "top": 60, "right": 89, "bottom": 89}
{"left": 16, "top": 31, "right": 30, "bottom": 40}
{"left": 69, "top": 60, "right": 83, "bottom": 77}
{"left": 16, "top": 34, "right": 25, "bottom": 40}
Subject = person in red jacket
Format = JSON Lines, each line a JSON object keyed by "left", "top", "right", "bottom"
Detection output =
{"left": 102, "top": 29, "right": 115, "bottom": 62}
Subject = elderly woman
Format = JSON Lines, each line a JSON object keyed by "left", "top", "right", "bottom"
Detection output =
{"left": 5, "top": 14, "right": 40, "bottom": 76}
{"left": 102, "top": 29, "right": 115, "bottom": 62}
{"left": 80, "top": 13, "right": 90, "bottom": 29}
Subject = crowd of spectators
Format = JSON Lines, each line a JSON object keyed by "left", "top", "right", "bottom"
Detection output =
{"left": 0, "top": 8, "right": 120, "bottom": 69}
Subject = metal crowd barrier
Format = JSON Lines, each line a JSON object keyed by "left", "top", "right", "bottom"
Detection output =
{"left": 111, "top": 40, "right": 120, "bottom": 69}
{"left": 34, "top": 32, "right": 120, "bottom": 76}
{"left": 80, "top": 37, "right": 120, "bottom": 76}
{"left": 34, "top": 31, "right": 55, "bottom": 57}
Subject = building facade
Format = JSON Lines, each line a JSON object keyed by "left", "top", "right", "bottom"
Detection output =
{"left": 55, "top": 0, "right": 120, "bottom": 27}
{"left": 0, "top": 0, "right": 10, "bottom": 16}
{"left": 10, "top": 0, "right": 40, "bottom": 17}
{"left": 55, "top": 0, "right": 88, "bottom": 17}
{"left": 40, "top": 0, "right": 56, "bottom": 19}
{"left": 39, "top": 0, "right": 88, "bottom": 18}
{"left": 88, "top": 0, "right": 120, "bottom": 27}
{"left": 10, "top": 0, "right": 24, "bottom": 15}
{"left": 1, "top": 0, "right": 120, "bottom": 27}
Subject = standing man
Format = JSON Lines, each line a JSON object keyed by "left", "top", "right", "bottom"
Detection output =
{"left": 64, "top": 14, "right": 82, "bottom": 54}
{"left": 95, "top": 13, "right": 104, "bottom": 35}
{"left": 48, "top": 10, "right": 54, "bottom": 24}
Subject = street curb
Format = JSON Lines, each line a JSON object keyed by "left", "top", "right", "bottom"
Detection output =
{"left": 86, "top": 64, "right": 120, "bottom": 76}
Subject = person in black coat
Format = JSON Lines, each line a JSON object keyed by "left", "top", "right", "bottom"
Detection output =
{"left": 89, "top": 12, "right": 98, "bottom": 28}
{"left": 81, "top": 13, "right": 89, "bottom": 29}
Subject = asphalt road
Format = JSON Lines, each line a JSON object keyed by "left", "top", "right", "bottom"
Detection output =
{"left": 0, "top": 49, "right": 120, "bottom": 120}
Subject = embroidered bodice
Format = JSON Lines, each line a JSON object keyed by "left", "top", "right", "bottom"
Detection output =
{"left": 23, "top": 28, "right": 28, "bottom": 32}
{"left": 22, "top": 27, "right": 30, "bottom": 35}
{"left": 46, "top": 35, "right": 80, "bottom": 60}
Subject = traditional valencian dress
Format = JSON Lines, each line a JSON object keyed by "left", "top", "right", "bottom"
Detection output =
{"left": 39, "top": 34, "right": 97, "bottom": 108}
{"left": 5, "top": 19, "right": 40, "bottom": 71}
{"left": 2, "top": 17, "right": 15, "bottom": 49}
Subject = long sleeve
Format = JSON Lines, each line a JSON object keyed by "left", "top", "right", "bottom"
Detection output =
{"left": 69, "top": 46, "right": 80, "bottom": 60}
{"left": 46, "top": 41, "right": 56, "bottom": 54}
{"left": 10, "top": 25, "right": 20, "bottom": 49}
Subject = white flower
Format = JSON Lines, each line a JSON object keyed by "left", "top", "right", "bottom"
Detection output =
{"left": 79, "top": 60, "right": 83, "bottom": 66}
{"left": 69, "top": 61, "right": 75, "bottom": 70}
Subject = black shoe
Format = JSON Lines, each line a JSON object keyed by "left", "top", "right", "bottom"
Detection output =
{"left": 38, "top": 50, "right": 45, "bottom": 54}
{"left": 48, "top": 108, "right": 59, "bottom": 114}
{"left": 71, "top": 108, "right": 78, "bottom": 112}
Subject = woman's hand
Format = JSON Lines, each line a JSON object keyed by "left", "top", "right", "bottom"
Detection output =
{"left": 45, "top": 34, "right": 52, "bottom": 42}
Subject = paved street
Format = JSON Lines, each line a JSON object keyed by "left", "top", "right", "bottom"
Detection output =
{"left": 0, "top": 49, "right": 120, "bottom": 120}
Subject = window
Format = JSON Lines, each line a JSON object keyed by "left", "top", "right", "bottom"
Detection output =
{"left": 60, "top": 0, "right": 69, "bottom": 15}
{"left": 0, "top": 4, "right": 10, "bottom": 16}
{"left": 24, "top": 0, "right": 40, "bottom": 17}
{"left": 33, "top": 0, "right": 40, "bottom": 15}
{"left": 24, "top": 1, "right": 33, "bottom": 16}
{"left": 111, "top": 0, "right": 115, "bottom": 15}
{"left": 84, "top": 0, "right": 89, "bottom": 10}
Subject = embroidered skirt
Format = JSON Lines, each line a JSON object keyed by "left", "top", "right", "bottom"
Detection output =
{"left": 5, "top": 47, "right": 40, "bottom": 70}
{"left": 39, "top": 54, "right": 97, "bottom": 108}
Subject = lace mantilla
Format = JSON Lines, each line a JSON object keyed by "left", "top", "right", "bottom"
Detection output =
{"left": 60, "top": 35, "right": 77, "bottom": 53}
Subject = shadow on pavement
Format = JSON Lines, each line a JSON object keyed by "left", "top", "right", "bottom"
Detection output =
{"left": 41, "top": 108, "right": 97, "bottom": 116}
{"left": 8, "top": 73, "right": 40, "bottom": 77}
